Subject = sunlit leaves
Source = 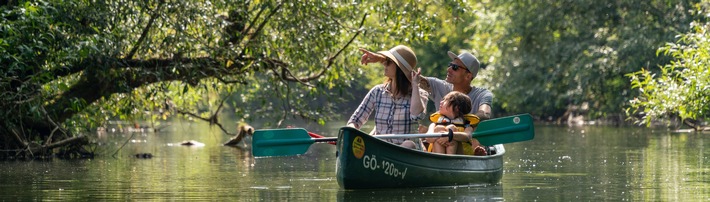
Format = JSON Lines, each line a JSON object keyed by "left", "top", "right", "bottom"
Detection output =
{"left": 627, "top": 19, "right": 710, "bottom": 127}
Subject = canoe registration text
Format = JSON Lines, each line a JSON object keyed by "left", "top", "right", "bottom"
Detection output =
{"left": 362, "top": 155, "right": 408, "bottom": 179}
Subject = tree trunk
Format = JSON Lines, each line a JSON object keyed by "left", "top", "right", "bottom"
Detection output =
{"left": 682, "top": 119, "right": 710, "bottom": 131}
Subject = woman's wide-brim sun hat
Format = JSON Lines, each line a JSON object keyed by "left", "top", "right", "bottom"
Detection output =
{"left": 378, "top": 45, "right": 417, "bottom": 82}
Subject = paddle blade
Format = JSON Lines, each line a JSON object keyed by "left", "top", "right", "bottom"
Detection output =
{"left": 252, "top": 128, "right": 314, "bottom": 157}
{"left": 473, "top": 114, "right": 535, "bottom": 145}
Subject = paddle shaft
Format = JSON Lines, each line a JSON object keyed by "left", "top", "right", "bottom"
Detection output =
{"left": 256, "top": 132, "right": 453, "bottom": 147}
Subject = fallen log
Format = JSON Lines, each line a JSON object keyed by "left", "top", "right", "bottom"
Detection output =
{"left": 29, "top": 135, "right": 88, "bottom": 155}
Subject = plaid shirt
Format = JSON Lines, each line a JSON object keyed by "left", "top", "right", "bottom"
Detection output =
{"left": 348, "top": 83, "right": 428, "bottom": 144}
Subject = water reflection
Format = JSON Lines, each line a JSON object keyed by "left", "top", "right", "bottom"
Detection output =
{"left": 502, "top": 126, "right": 710, "bottom": 201}
{"left": 337, "top": 185, "right": 503, "bottom": 201}
{"left": 0, "top": 121, "right": 709, "bottom": 201}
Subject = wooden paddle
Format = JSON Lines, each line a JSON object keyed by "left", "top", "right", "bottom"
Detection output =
{"left": 252, "top": 114, "right": 534, "bottom": 157}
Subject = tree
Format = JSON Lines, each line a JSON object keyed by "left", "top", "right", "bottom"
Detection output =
{"left": 627, "top": 18, "right": 710, "bottom": 130}
{"left": 483, "top": 0, "right": 703, "bottom": 121}
{"left": 0, "top": 0, "right": 458, "bottom": 158}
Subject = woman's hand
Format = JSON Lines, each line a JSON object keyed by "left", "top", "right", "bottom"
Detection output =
{"left": 411, "top": 68, "right": 421, "bottom": 86}
{"left": 359, "top": 48, "right": 382, "bottom": 65}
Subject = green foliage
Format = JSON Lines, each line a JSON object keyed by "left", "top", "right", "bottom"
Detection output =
{"left": 391, "top": 1, "right": 496, "bottom": 83}
{"left": 627, "top": 19, "right": 710, "bottom": 126}
{"left": 483, "top": 0, "right": 703, "bottom": 119}
{"left": 1, "top": 0, "right": 465, "bottom": 157}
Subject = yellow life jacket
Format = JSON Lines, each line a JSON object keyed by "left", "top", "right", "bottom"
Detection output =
{"left": 427, "top": 113, "right": 481, "bottom": 154}
{"left": 429, "top": 112, "right": 480, "bottom": 131}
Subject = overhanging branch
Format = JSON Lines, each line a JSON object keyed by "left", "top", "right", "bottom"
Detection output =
{"left": 125, "top": 0, "right": 166, "bottom": 60}
{"left": 175, "top": 108, "right": 236, "bottom": 136}
{"left": 236, "top": 2, "right": 283, "bottom": 59}
{"left": 278, "top": 13, "right": 367, "bottom": 83}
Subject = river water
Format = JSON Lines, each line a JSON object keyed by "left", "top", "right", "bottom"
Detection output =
{"left": 1, "top": 119, "right": 708, "bottom": 201}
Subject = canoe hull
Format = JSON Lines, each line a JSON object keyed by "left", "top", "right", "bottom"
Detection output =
{"left": 336, "top": 127, "right": 504, "bottom": 189}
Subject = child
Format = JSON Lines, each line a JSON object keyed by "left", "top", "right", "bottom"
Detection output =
{"left": 425, "top": 91, "right": 485, "bottom": 155}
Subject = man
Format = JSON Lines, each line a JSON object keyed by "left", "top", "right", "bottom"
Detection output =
{"left": 419, "top": 51, "right": 493, "bottom": 120}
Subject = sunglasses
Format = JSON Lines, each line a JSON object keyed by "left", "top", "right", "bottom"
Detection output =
{"left": 384, "top": 58, "right": 395, "bottom": 66}
{"left": 448, "top": 63, "right": 469, "bottom": 72}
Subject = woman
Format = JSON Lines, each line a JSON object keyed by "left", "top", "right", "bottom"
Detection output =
{"left": 346, "top": 45, "right": 428, "bottom": 149}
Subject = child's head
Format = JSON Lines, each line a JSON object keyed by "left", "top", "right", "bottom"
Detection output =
{"left": 439, "top": 91, "right": 472, "bottom": 119}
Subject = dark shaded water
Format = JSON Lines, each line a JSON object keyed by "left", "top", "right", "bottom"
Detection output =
{"left": 1, "top": 120, "right": 709, "bottom": 201}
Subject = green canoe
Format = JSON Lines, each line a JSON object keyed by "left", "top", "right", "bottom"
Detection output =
{"left": 335, "top": 127, "right": 504, "bottom": 189}
{"left": 251, "top": 114, "right": 533, "bottom": 189}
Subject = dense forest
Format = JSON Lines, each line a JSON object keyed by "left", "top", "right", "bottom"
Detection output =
{"left": 1, "top": 0, "right": 709, "bottom": 158}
